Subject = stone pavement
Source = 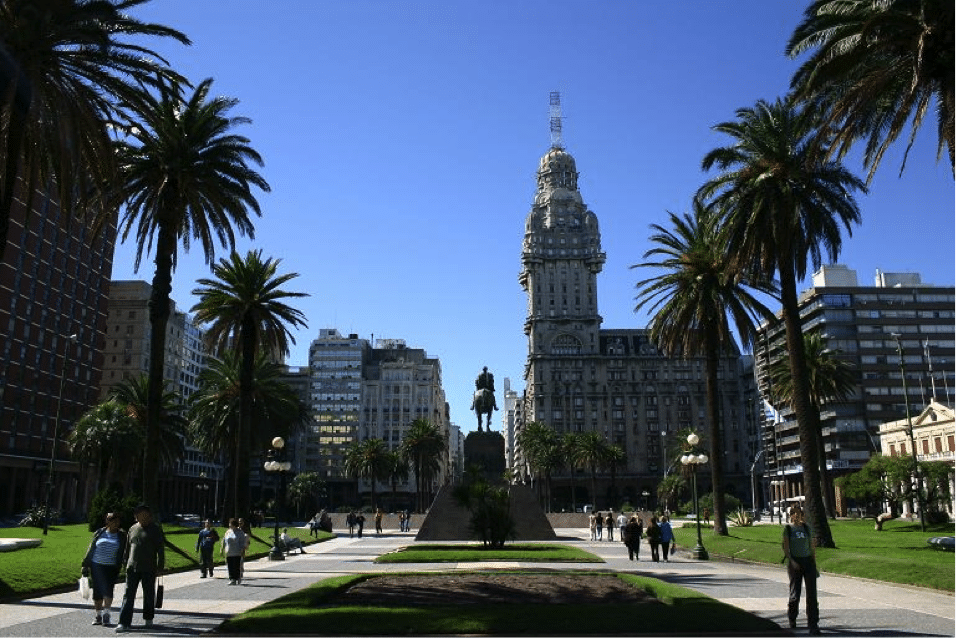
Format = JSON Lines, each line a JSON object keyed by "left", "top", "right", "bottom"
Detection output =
{"left": 0, "top": 528, "right": 952, "bottom": 636}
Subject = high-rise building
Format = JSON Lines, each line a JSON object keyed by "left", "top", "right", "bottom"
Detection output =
{"left": 754, "top": 265, "right": 955, "bottom": 515}
{"left": 518, "top": 142, "right": 759, "bottom": 509}
{"left": 0, "top": 184, "right": 115, "bottom": 518}
{"left": 305, "top": 329, "right": 369, "bottom": 505}
{"left": 361, "top": 339, "right": 450, "bottom": 508}
{"left": 100, "top": 280, "right": 220, "bottom": 513}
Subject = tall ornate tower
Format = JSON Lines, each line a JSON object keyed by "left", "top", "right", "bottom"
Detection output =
{"left": 518, "top": 111, "right": 606, "bottom": 428}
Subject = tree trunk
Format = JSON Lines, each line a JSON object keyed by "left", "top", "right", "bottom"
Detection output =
{"left": 144, "top": 231, "right": 175, "bottom": 512}
{"left": 778, "top": 260, "right": 834, "bottom": 547}
{"left": 816, "top": 429, "right": 836, "bottom": 518}
{"left": 236, "top": 318, "right": 257, "bottom": 521}
{"left": 704, "top": 328, "right": 729, "bottom": 535}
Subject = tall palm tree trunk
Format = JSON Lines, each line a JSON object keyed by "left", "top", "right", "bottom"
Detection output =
{"left": 0, "top": 109, "right": 26, "bottom": 264}
{"left": 817, "top": 430, "right": 836, "bottom": 518}
{"left": 145, "top": 233, "right": 175, "bottom": 510}
{"left": 704, "top": 327, "right": 728, "bottom": 535}
{"left": 236, "top": 319, "right": 257, "bottom": 520}
{"left": 779, "top": 261, "right": 834, "bottom": 547}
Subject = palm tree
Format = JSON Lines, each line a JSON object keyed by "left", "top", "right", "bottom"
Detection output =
{"left": 605, "top": 444, "right": 626, "bottom": 508}
{"left": 562, "top": 432, "right": 583, "bottom": 512}
{"left": 698, "top": 97, "right": 866, "bottom": 547}
{"left": 515, "top": 421, "right": 562, "bottom": 512}
{"left": 787, "top": 0, "right": 955, "bottom": 181}
{"left": 69, "top": 400, "right": 143, "bottom": 495}
{"left": 187, "top": 349, "right": 310, "bottom": 520}
{"left": 632, "top": 202, "right": 777, "bottom": 535}
{"left": 0, "top": 0, "right": 189, "bottom": 262}
{"left": 110, "top": 374, "right": 187, "bottom": 476}
{"left": 572, "top": 432, "right": 612, "bottom": 511}
{"left": 191, "top": 249, "right": 307, "bottom": 520}
{"left": 769, "top": 332, "right": 856, "bottom": 518}
{"left": 344, "top": 438, "right": 392, "bottom": 511}
{"left": 384, "top": 451, "right": 410, "bottom": 512}
{"left": 286, "top": 472, "right": 325, "bottom": 520}
{"left": 106, "top": 77, "right": 270, "bottom": 511}
{"left": 399, "top": 419, "right": 446, "bottom": 512}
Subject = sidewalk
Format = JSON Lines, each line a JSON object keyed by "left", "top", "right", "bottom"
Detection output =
{"left": 1, "top": 528, "right": 952, "bottom": 636}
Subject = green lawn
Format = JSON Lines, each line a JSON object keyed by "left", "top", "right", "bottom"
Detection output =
{"left": 673, "top": 518, "right": 955, "bottom": 591}
{"left": 218, "top": 571, "right": 780, "bottom": 636}
{"left": 376, "top": 543, "right": 602, "bottom": 563}
{"left": 0, "top": 523, "right": 327, "bottom": 599}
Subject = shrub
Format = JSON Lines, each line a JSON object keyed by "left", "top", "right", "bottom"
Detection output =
{"left": 729, "top": 508, "right": 754, "bottom": 527}
{"left": 18, "top": 504, "right": 60, "bottom": 528}
{"left": 88, "top": 488, "right": 141, "bottom": 531}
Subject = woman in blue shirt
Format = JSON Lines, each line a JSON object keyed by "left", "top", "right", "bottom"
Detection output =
{"left": 81, "top": 512, "right": 125, "bottom": 627}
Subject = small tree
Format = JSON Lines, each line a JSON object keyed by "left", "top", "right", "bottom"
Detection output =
{"left": 453, "top": 466, "right": 516, "bottom": 549}
{"left": 287, "top": 472, "right": 325, "bottom": 519}
{"left": 836, "top": 455, "right": 919, "bottom": 530}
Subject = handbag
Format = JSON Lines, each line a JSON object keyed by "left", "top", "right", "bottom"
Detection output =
{"left": 670, "top": 543, "right": 676, "bottom": 556}
{"left": 155, "top": 576, "right": 164, "bottom": 609}
{"left": 78, "top": 575, "right": 91, "bottom": 600}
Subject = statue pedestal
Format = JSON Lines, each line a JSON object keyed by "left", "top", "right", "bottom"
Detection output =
{"left": 415, "top": 430, "right": 556, "bottom": 541}
{"left": 463, "top": 430, "right": 506, "bottom": 484}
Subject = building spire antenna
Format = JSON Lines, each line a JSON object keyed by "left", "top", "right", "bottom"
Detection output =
{"left": 549, "top": 91, "right": 564, "bottom": 149}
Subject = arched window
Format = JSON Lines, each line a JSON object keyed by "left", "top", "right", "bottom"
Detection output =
{"left": 551, "top": 334, "right": 582, "bottom": 355}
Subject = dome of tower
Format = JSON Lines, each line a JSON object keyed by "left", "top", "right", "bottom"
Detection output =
{"left": 538, "top": 146, "right": 576, "bottom": 175}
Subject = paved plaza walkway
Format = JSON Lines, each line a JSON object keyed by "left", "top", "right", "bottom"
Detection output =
{"left": 1, "top": 528, "right": 952, "bottom": 636}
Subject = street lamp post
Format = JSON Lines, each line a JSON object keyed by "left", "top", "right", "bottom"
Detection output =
{"left": 43, "top": 333, "right": 77, "bottom": 536}
{"left": 197, "top": 472, "right": 210, "bottom": 521}
{"left": 263, "top": 437, "right": 292, "bottom": 561}
{"left": 641, "top": 489, "right": 650, "bottom": 512}
{"left": 681, "top": 433, "right": 709, "bottom": 560}
{"left": 750, "top": 450, "right": 764, "bottom": 522}
{"left": 891, "top": 333, "right": 926, "bottom": 531}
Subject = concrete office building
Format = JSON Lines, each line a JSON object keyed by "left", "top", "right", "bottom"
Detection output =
{"left": 755, "top": 265, "right": 955, "bottom": 515}
{"left": 0, "top": 184, "right": 115, "bottom": 518}
{"left": 517, "top": 140, "right": 760, "bottom": 509}
{"left": 306, "top": 329, "right": 369, "bottom": 506}
{"left": 361, "top": 339, "right": 451, "bottom": 509}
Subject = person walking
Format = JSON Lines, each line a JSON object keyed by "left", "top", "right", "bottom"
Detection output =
{"left": 375, "top": 508, "right": 384, "bottom": 535}
{"left": 659, "top": 515, "right": 674, "bottom": 561}
{"left": 783, "top": 506, "right": 820, "bottom": 635}
{"left": 595, "top": 513, "right": 603, "bottom": 541}
{"left": 622, "top": 516, "right": 643, "bottom": 561}
{"left": 81, "top": 512, "right": 125, "bottom": 627}
{"left": 646, "top": 516, "right": 662, "bottom": 562}
{"left": 347, "top": 511, "right": 357, "bottom": 538}
{"left": 616, "top": 511, "right": 627, "bottom": 541}
{"left": 196, "top": 519, "right": 219, "bottom": 578}
{"left": 220, "top": 518, "right": 247, "bottom": 586}
{"left": 355, "top": 512, "right": 366, "bottom": 538}
{"left": 588, "top": 512, "right": 597, "bottom": 541}
{"left": 115, "top": 505, "right": 164, "bottom": 633}
{"left": 605, "top": 511, "right": 615, "bottom": 542}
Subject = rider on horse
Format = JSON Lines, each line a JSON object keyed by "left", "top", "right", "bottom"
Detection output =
{"left": 471, "top": 366, "right": 498, "bottom": 431}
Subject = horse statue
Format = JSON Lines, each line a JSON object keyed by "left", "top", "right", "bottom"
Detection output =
{"left": 472, "top": 387, "right": 495, "bottom": 432}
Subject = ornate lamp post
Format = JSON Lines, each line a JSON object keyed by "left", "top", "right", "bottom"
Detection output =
{"left": 681, "top": 433, "right": 709, "bottom": 560}
{"left": 641, "top": 489, "right": 650, "bottom": 512}
{"left": 263, "top": 437, "right": 291, "bottom": 561}
{"left": 43, "top": 333, "right": 77, "bottom": 535}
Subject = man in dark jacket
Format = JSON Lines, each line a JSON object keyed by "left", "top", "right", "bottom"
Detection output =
{"left": 116, "top": 505, "right": 165, "bottom": 632}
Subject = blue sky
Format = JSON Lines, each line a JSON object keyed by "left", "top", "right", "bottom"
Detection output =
{"left": 113, "top": 1, "right": 955, "bottom": 434}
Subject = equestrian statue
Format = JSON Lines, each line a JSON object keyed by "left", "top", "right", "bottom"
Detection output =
{"left": 470, "top": 366, "right": 499, "bottom": 432}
